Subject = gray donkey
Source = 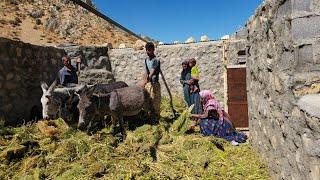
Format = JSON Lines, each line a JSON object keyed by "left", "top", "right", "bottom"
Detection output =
{"left": 40, "top": 81, "right": 128, "bottom": 124}
{"left": 77, "top": 85, "right": 155, "bottom": 138}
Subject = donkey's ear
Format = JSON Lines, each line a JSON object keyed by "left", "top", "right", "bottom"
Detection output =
{"left": 40, "top": 81, "right": 49, "bottom": 93}
{"left": 48, "top": 80, "right": 57, "bottom": 92}
{"left": 85, "top": 85, "right": 96, "bottom": 97}
{"left": 76, "top": 85, "right": 86, "bottom": 95}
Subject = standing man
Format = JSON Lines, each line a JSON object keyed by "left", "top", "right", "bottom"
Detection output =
{"left": 59, "top": 56, "right": 81, "bottom": 87}
{"left": 144, "top": 42, "right": 161, "bottom": 120}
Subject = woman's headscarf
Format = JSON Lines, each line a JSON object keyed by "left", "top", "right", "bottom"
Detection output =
{"left": 200, "top": 90, "right": 224, "bottom": 119}
{"left": 200, "top": 90, "right": 215, "bottom": 102}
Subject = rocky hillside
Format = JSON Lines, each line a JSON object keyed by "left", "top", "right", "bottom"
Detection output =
{"left": 0, "top": 0, "right": 140, "bottom": 47}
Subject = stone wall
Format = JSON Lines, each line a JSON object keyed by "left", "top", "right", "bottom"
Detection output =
{"left": 247, "top": 0, "right": 320, "bottom": 179}
{"left": 109, "top": 40, "right": 247, "bottom": 103}
{"left": 0, "top": 38, "right": 64, "bottom": 124}
{"left": 61, "top": 45, "right": 115, "bottom": 84}
{"left": 0, "top": 40, "right": 115, "bottom": 124}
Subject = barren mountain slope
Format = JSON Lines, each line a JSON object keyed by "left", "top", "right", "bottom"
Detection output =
{"left": 0, "top": 0, "right": 140, "bottom": 47}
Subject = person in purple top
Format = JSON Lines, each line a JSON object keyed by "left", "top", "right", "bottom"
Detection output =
{"left": 58, "top": 56, "right": 81, "bottom": 87}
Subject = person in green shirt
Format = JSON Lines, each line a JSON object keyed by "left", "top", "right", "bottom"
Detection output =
{"left": 189, "top": 58, "right": 200, "bottom": 93}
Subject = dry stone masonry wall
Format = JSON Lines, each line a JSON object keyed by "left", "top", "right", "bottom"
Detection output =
{"left": 0, "top": 40, "right": 115, "bottom": 124}
{"left": 61, "top": 45, "right": 115, "bottom": 84}
{"left": 247, "top": 0, "right": 320, "bottom": 179}
{"left": 0, "top": 38, "right": 64, "bottom": 124}
{"left": 109, "top": 41, "right": 246, "bottom": 103}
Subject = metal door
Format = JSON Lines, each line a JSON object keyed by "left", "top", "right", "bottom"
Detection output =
{"left": 227, "top": 67, "right": 248, "bottom": 128}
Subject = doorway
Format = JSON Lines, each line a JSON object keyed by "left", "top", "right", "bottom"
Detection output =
{"left": 227, "top": 66, "right": 248, "bottom": 128}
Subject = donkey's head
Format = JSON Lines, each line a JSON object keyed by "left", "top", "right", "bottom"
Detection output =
{"left": 40, "top": 80, "right": 59, "bottom": 120}
{"left": 77, "top": 85, "right": 98, "bottom": 130}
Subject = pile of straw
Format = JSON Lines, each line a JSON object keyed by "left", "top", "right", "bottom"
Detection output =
{"left": 0, "top": 96, "right": 270, "bottom": 179}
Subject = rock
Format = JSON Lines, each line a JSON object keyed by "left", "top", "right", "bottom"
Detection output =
{"left": 297, "top": 94, "right": 320, "bottom": 118}
{"left": 201, "top": 35, "right": 209, "bottom": 42}
{"left": 45, "top": 17, "right": 60, "bottom": 32}
{"left": 35, "top": 19, "right": 42, "bottom": 25}
{"left": 133, "top": 40, "right": 146, "bottom": 51}
{"left": 185, "top": 37, "right": 195, "bottom": 43}
{"left": 30, "top": 10, "right": 44, "bottom": 18}
{"left": 4, "top": 81, "right": 19, "bottom": 90}
{"left": 235, "top": 28, "right": 248, "bottom": 39}
{"left": 118, "top": 44, "right": 126, "bottom": 49}
{"left": 310, "top": 164, "right": 320, "bottom": 180}
{"left": 221, "top": 35, "right": 230, "bottom": 40}
{"left": 9, "top": 17, "right": 21, "bottom": 26}
{"left": 79, "top": 69, "right": 115, "bottom": 85}
{"left": 16, "top": 47, "right": 21, "bottom": 57}
{"left": 101, "top": 43, "right": 113, "bottom": 49}
{"left": 91, "top": 56, "right": 112, "bottom": 71}
{"left": 5, "top": 73, "right": 14, "bottom": 80}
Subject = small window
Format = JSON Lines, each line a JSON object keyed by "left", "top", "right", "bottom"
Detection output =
{"left": 238, "top": 50, "right": 246, "bottom": 56}
{"left": 237, "top": 50, "right": 246, "bottom": 64}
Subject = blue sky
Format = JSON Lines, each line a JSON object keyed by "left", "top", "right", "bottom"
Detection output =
{"left": 92, "top": 0, "right": 263, "bottom": 43}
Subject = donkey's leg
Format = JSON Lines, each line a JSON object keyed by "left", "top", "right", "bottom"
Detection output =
{"left": 118, "top": 114, "right": 126, "bottom": 139}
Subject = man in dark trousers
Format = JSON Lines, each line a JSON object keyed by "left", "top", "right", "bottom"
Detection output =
{"left": 143, "top": 42, "right": 161, "bottom": 120}
{"left": 58, "top": 56, "right": 81, "bottom": 87}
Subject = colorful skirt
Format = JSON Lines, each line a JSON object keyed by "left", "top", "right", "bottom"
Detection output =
{"left": 199, "top": 118, "right": 247, "bottom": 143}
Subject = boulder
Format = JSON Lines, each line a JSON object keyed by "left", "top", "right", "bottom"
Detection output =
{"left": 45, "top": 17, "right": 60, "bottom": 32}
{"left": 133, "top": 40, "right": 146, "bottom": 51}
{"left": 30, "top": 10, "right": 44, "bottom": 19}
{"left": 118, "top": 44, "right": 126, "bottom": 49}
{"left": 79, "top": 69, "right": 115, "bottom": 85}
{"left": 90, "top": 56, "right": 112, "bottom": 71}
{"left": 101, "top": 43, "right": 113, "bottom": 49}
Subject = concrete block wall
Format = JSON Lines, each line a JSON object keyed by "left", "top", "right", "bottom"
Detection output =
{"left": 247, "top": 0, "right": 320, "bottom": 179}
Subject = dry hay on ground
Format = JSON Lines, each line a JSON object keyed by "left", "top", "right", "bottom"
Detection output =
{"left": 0, "top": 96, "right": 270, "bottom": 179}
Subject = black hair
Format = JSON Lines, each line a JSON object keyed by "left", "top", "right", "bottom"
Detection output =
{"left": 62, "top": 55, "right": 71, "bottom": 62}
{"left": 189, "top": 58, "right": 197, "bottom": 64}
{"left": 182, "top": 60, "right": 189, "bottom": 65}
{"left": 145, "top": 42, "right": 155, "bottom": 50}
{"left": 208, "top": 109, "right": 219, "bottom": 120}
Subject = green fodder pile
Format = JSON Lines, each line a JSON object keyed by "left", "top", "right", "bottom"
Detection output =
{"left": 0, "top": 96, "right": 270, "bottom": 179}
